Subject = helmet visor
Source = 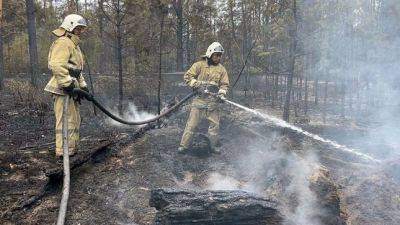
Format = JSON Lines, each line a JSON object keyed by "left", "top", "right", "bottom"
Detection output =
{"left": 77, "top": 18, "right": 87, "bottom": 27}
{"left": 213, "top": 45, "right": 224, "bottom": 53}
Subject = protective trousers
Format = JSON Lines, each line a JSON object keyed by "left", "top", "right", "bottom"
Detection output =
{"left": 54, "top": 95, "right": 80, "bottom": 156}
{"left": 180, "top": 106, "right": 220, "bottom": 149}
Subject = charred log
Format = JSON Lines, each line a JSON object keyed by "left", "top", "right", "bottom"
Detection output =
{"left": 149, "top": 188, "right": 283, "bottom": 225}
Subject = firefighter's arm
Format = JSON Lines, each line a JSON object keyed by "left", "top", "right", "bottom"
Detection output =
{"left": 48, "top": 38, "right": 73, "bottom": 87}
{"left": 184, "top": 62, "right": 200, "bottom": 88}
{"left": 218, "top": 68, "right": 229, "bottom": 96}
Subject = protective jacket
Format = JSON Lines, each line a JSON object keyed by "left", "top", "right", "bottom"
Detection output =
{"left": 184, "top": 59, "right": 229, "bottom": 109}
{"left": 45, "top": 30, "right": 87, "bottom": 95}
{"left": 180, "top": 59, "right": 230, "bottom": 149}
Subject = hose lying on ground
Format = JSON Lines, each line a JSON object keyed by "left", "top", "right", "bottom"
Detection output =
{"left": 72, "top": 88, "right": 196, "bottom": 125}
{"left": 55, "top": 90, "right": 195, "bottom": 225}
{"left": 56, "top": 97, "right": 70, "bottom": 225}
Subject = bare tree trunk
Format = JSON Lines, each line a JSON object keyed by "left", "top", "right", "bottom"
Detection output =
{"left": 25, "top": 0, "right": 39, "bottom": 87}
{"left": 116, "top": 25, "right": 123, "bottom": 114}
{"left": 241, "top": 2, "right": 249, "bottom": 98}
{"left": 304, "top": 75, "right": 309, "bottom": 115}
{"left": 356, "top": 75, "right": 361, "bottom": 115}
{"left": 349, "top": 78, "right": 353, "bottom": 116}
{"left": 97, "top": 0, "right": 105, "bottom": 74}
{"left": 68, "top": 0, "right": 76, "bottom": 13}
{"left": 0, "top": 0, "right": 3, "bottom": 90}
{"left": 43, "top": 0, "right": 47, "bottom": 20}
{"left": 294, "top": 76, "right": 298, "bottom": 117}
{"left": 314, "top": 77, "right": 319, "bottom": 105}
{"left": 278, "top": 75, "right": 282, "bottom": 108}
{"left": 272, "top": 74, "right": 278, "bottom": 108}
{"left": 304, "top": 56, "right": 310, "bottom": 115}
{"left": 158, "top": 9, "right": 166, "bottom": 115}
{"left": 283, "top": 0, "right": 298, "bottom": 122}
{"left": 340, "top": 80, "right": 345, "bottom": 118}
{"left": 185, "top": 19, "right": 191, "bottom": 67}
{"left": 266, "top": 76, "right": 269, "bottom": 102}
{"left": 228, "top": 0, "right": 237, "bottom": 41}
{"left": 323, "top": 75, "right": 328, "bottom": 124}
{"left": 75, "top": 0, "right": 79, "bottom": 12}
{"left": 173, "top": 0, "right": 183, "bottom": 71}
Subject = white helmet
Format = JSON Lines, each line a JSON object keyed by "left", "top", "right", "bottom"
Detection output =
{"left": 205, "top": 42, "right": 224, "bottom": 58}
{"left": 60, "top": 14, "right": 87, "bottom": 32}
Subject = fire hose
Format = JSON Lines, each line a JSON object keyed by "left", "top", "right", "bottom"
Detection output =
{"left": 72, "top": 88, "right": 197, "bottom": 125}
{"left": 56, "top": 97, "right": 70, "bottom": 225}
{"left": 56, "top": 89, "right": 197, "bottom": 225}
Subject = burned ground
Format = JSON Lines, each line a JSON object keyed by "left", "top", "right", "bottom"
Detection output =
{"left": 1, "top": 88, "right": 400, "bottom": 225}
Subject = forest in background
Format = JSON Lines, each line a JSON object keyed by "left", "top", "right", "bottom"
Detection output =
{"left": 1, "top": 0, "right": 399, "bottom": 123}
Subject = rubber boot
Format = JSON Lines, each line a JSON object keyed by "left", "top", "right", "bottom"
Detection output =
{"left": 178, "top": 146, "right": 189, "bottom": 154}
{"left": 209, "top": 136, "right": 222, "bottom": 154}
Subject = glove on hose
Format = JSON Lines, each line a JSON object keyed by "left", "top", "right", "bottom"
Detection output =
{"left": 62, "top": 82, "right": 75, "bottom": 95}
{"left": 68, "top": 68, "right": 82, "bottom": 78}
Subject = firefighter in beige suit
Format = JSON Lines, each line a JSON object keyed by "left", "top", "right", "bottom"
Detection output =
{"left": 178, "top": 42, "right": 229, "bottom": 154}
{"left": 45, "top": 14, "right": 89, "bottom": 157}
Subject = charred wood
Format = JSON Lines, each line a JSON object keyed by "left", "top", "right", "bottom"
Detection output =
{"left": 149, "top": 188, "right": 283, "bottom": 225}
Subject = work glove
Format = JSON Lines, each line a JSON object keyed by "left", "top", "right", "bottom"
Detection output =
{"left": 216, "top": 89, "right": 227, "bottom": 103}
{"left": 68, "top": 67, "right": 82, "bottom": 78}
{"left": 189, "top": 79, "right": 200, "bottom": 89}
{"left": 216, "top": 94, "right": 226, "bottom": 103}
{"left": 81, "top": 86, "right": 90, "bottom": 94}
{"left": 62, "top": 82, "right": 75, "bottom": 96}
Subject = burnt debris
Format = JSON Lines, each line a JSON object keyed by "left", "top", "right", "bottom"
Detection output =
{"left": 149, "top": 188, "right": 283, "bottom": 225}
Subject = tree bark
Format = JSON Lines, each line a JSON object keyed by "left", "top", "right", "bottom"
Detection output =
{"left": 304, "top": 56, "right": 310, "bottom": 115}
{"left": 0, "top": 0, "right": 3, "bottom": 90}
{"left": 323, "top": 75, "right": 328, "bottom": 124}
{"left": 185, "top": 18, "right": 191, "bottom": 67}
{"left": 340, "top": 80, "right": 345, "bottom": 118}
{"left": 283, "top": 0, "right": 298, "bottom": 122}
{"left": 116, "top": 23, "right": 123, "bottom": 114}
{"left": 173, "top": 0, "right": 183, "bottom": 71}
{"left": 158, "top": 8, "right": 166, "bottom": 115}
{"left": 25, "top": 0, "right": 39, "bottom": 87}
{"left": 97, "top": 0, "right": 106, "bottom": 74}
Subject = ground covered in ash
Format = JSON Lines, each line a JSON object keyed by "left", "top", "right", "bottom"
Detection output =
{"left": 1, "top": 91, "right": 400, "bottom": 225}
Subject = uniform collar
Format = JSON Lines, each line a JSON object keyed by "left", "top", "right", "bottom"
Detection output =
{"left": 65, "top": 32, "right": 81, "bottom": 46}
{"left": 52, "top": 28, "right": 66, "bottom": 37}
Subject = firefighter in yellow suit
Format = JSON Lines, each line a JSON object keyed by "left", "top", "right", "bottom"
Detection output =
{"left": 178, "top": 42, "right": 229, "bottom": 154}
{"left": 44, "top": 14, "right": 89, "bottom": 157}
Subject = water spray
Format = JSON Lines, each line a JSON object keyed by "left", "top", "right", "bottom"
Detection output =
{"left": 223, "top": 98, "right": 381, "bottom": 164}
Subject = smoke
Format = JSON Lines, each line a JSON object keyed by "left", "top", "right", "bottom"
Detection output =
{"left": 106, "top": 102, "right": 155, "bottom": 127}
{"left": 205, "top": 133, "right": 324, "bottom": 225}
{"left": 284, "top": 153, "right": 323, "bottom": 225}
{"left": 206, "top": 172, "right": 241, "bottom": 190}
{"left": 296, "top": 0, "right": 400, "bottom": 163}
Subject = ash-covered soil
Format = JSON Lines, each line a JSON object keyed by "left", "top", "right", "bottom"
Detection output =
{"left": 1, "top": 93, "right": 400, "bottom": 225}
